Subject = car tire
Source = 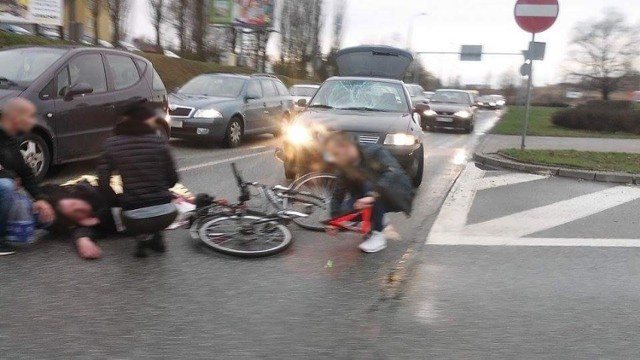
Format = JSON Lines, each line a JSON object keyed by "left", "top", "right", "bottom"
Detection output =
{"left": 273, "top": 113, "right": 289, "bottom": 137}
{"left": 411, "top": 146, "right": 424, "bottom": 188}
{"left": 224, "top": 117, "right": 243, "bottom": 148}
{"left": 19, "top": 133, "right": 51, "bottom": 183}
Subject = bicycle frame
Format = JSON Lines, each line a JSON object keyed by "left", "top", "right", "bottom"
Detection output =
{"left": 323, "top": 208, "right": 373, "bottom": 236}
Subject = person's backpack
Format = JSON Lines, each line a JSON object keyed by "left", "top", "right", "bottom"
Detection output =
{"left": 6, "top": 191, "right": 36, "bottom": 244}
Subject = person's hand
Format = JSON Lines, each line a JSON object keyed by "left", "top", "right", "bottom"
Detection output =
{"left": 325, "top": 225, "right": 339, "bottom": 236}
{"left": 354, "top": 196, "right": 376, "bottom": 210}
{"left": 33, "top": 200, "right": 55, "bottom": 224}
{"left": 76, "top": 237, "right": 102, "bottom": 260}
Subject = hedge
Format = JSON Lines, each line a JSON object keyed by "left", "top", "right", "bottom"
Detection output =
{"left": 552, "top": 108, "right": 640, "bottom": 134}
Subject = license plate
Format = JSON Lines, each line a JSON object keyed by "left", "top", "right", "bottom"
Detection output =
{"left": 171, "top": 120, "right": 183, "bottom": 128}
{"left": 436, "top": 117, "right": 453, "bottom": 123}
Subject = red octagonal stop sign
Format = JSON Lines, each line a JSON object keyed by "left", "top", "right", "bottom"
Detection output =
{"left": 514, "top": 0, "right": 559, "bottom": 34}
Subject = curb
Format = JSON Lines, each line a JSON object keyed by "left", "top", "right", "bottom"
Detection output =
{"left": 473, "top": 152, "right": 639, "bottom": 185}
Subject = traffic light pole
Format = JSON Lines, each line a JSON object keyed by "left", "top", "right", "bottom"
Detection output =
{"left": 521, "top": 32, "right": 536, "bottom": 150}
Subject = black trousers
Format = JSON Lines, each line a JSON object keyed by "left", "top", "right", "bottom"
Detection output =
{"left": 121, "top": 209, "right": 178, "bottom": 236}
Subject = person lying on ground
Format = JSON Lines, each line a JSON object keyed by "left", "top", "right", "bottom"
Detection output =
{"left": 323, "top": 131, "right": 415, "bottom": 253}
{"left": 43, "top": 182, "right": 118, "bottom": 260}
{"left": 0, "top": 98, "right": 55, "bottom": 256}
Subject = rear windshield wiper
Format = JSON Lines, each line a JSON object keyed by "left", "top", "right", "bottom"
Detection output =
{"left": 308, "top": 104, "right": 333, "bottom": 109}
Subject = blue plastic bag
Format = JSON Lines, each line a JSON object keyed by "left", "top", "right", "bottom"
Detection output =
{"left": 6, "top": 192, "right": 36, "bottom": 244}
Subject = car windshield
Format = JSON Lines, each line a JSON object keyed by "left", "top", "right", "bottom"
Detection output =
{"left": 290, "top": 86, "right": 317, "bottom": 97}
{"left": 430, "top": 91, "right": 470, "bottom": 105}
{"left": 407, "top": 85, "right": 425, "bottom": 97}
{"left": 309, "top": 79, "right": 409, "bottom": 112}
{"left": 178, "top": 75, "right": 246, "bottom": 98}
{"left": 0, "top": 48, "right": 67, "bottom": 86}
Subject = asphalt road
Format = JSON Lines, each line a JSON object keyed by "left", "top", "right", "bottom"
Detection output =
{"left": 0, "top": 110, "right": 501, "bottom": 359}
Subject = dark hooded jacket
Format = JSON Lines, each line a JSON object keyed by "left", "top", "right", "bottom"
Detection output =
{"left": 330, "top": 144, "right": 415, "bottom": 216}
{"left": 97, "top": 120, "right": 179, "bottom": 210}
{"left": 0, "top": 127, "right": 42, "bottom": 199}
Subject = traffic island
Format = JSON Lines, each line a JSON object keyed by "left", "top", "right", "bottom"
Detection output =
{"left": 474, "top": 150, "right": 640, "bottom": 185}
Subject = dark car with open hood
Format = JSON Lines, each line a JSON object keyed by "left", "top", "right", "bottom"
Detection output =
{"left": 0, "top": 46, "right": 169, "bottom": 181}
{"left": 278, "top": 45, "right": 425, "bottom": 187}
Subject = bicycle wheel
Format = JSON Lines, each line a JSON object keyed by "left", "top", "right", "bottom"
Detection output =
{"left": 198, "top": 215, "right": 293, "bottom": 258}
{"left": 286, "top": 172, "right": 337, "bottom": 231}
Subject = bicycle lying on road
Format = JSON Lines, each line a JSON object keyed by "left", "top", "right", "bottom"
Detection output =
{"left": 188, "top": 164, "right": 328, "bottom": 258}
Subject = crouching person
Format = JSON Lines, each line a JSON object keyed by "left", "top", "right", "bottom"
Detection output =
{"left": 0, "top": 98, "right": 55, "bottom": 255}
{"left": 97, "top": 101, "right": 178, "bottom": 258}
{"left": 323, "top": 131, "right": 415, "bottom": 253}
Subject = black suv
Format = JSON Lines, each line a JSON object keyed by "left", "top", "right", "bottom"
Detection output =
{"left": 168, "top": 74, "right": 294, "bottom": 147}
{"left": 0, "top": 46, "right": 169, "bottom": 181}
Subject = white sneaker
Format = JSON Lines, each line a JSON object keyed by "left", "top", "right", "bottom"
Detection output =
{"left": 359, "top": 231, "right": 387, "bottom": 253}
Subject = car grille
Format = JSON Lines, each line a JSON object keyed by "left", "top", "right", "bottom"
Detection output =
{"left": 169, "top": 106, "right": 194, "bottom": 118}
{"left": 358, "top": 135, "right": 380, "bottom": 144}
{"left": 436, "top": 111, "right": 454, "bottom": 116}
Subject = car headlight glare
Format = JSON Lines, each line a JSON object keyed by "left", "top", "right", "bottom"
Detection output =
{"left": 384, "top": 133, "right": 417, "bottom": 146}
{"left": 489, "top": 102, "right": 497, "bottom": 107}
{"left": 193, "top": 108, "right": 223, "bottom": 119}
{"left": 454, "top": 110, "right": 472, "bottom": 118}
{"left": 423, "top": 109, "right": 437, "bottom": 117}
{"left": 285, "top": 124, "right": 312, "bottom": 145}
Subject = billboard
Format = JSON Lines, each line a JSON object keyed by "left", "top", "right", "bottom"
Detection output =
{"left": 0, "top": 0, "right": 63, "bottom": 26}
{"left": 210, "top": 0, "right": 275, "bottom": 27}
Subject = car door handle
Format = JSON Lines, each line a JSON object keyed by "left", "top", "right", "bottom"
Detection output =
{"left": 102, "top": 104, "right": 115, "bottom": 111}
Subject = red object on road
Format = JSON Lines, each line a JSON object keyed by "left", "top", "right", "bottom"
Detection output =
{"left": 514, "top": 0, "right": 559, "bottom": 34}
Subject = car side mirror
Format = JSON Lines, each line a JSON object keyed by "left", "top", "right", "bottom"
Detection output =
{"left": 297, "top": 98, "right": 307, "bottom": 107}
{"left": 64, "top": 82, "right": 93, "bottom": 100}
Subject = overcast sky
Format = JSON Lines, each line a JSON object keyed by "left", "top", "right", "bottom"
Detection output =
{"left": 130, "top": 0, "right": 640, "bottom": 87}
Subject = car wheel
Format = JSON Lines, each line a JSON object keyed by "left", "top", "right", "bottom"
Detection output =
{"left": 273, "top": 113, "right": 290, "bottom": 137}
{"left": 224, "top": 117, "right": 243, "bottom": 148}
{"left": 19, "top": 133, "right": 50, "bottom": 183}
{"left": 411, "top": 146, "right": 424, "bottom": 187}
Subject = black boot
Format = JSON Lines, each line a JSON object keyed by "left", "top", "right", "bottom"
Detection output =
{"left": 148, "top": 233, "right": 166, "bottom": 253}
{"left": 134, "top": 238, "right": 150, "bottom": 258}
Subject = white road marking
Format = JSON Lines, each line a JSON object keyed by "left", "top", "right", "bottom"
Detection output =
{"left": 464, "top": 186, "right": 640, "bottom": 238}
{"left": 429, "top": 235, "right": 640, "bottom": 248}
{"left": 178, "top": 150, "right": 272, "bottom": 172}
{"left": 475, "top": 172, "right": 548, "bottom": 191}
{"left": 427, "top": 163, "right": 640, "bottom": 247}
{"left": 429, "top": 163, "right": 485, "bottom": 235}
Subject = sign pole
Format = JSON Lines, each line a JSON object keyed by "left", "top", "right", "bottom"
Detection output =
{"left": 521, "top": 32, "right": 536, "bottom": 151}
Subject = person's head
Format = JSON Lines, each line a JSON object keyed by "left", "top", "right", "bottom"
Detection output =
{"left": 122, "top": 100, "right": 159, "bottom": 128}
{"left": 0, "top": 97, "right": 37, "bottom": 136}
{"left": 43, "top": 184, "right": 101, "bottom": 228}
{"left": 322, "top": 131, "right": 361, "bottom": 167}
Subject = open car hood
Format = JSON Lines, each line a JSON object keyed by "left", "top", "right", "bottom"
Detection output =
{"left": 335, "top": 46, "right": 413, "bottom": 80}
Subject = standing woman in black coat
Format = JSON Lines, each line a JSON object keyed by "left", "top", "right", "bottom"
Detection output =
{"left": 97, "top": 101, "right": 179, "bottom": 257}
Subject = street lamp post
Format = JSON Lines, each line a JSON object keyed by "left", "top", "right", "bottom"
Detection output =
{"left": 406, "top": 12, "right": 427, "bottom": 50}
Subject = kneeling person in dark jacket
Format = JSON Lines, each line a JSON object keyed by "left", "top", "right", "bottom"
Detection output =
{"left": 97, "top": 101, "right": 179, "bottom": 258}
{"left": 324, "top": 132, "right": 415, "bottom": 253}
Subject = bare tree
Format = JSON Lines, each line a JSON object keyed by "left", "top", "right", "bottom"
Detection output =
{"left": 191, "top": 0, "right": 208, "bottom": 60}
{"left": 567, "top": 8, "right": 640, "bottom": 100}
{"left": 108, "top": 0, "right": 130, "bottom": 44}
{"left": 169, "top": 0, "right": 190, "bottom": 55}
{"left": 330, "top": 0, "right": 347, "bottom": 51}
{"left": 87, "top": 0, "right": 103, "bottom": 45}
{"left": 499, "top": 69, "right": 519, "bottom": 103}
{"left": 278, "top": 0, "right": 324, "bottom": 78}
{"left": 149, "top": 0, "right": 165, "bottom": 50}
